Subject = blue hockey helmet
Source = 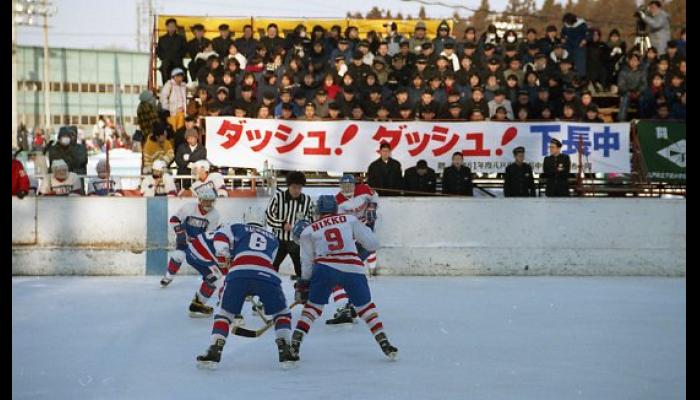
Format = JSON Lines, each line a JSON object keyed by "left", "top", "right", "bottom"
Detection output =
{"left": 292, "top": 219, "right": 311, "bottom": 244}
{"left": 339, "top": 174, "right": 356, "bottom": 184}
{"left": 316, "top": 195, "right": 338, "bottom": 215}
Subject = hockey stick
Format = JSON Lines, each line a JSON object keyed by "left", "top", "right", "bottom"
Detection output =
{"left": 232, "top": 301, "right": 301, "bottom": 338}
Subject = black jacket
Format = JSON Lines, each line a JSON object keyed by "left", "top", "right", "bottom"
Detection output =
{"left": 186, "top": 37, "right": 212, "bottom": 59}
{"left": 542, "top": 153, "right": 571, "bottom": 197}
{"left": 234, "top": 37, "right": 260, "bottom": 59}
{"left": 367, "top": 157, "right": 403, "bottom": 196}
{"left": 441, "top": 165, "right": 473, "bottom": 196}
{"left": 212, "top": 36, "right": 234, "bottom": 59}
{"left": 175, "top": 143, "right": 207, "bottom": 175}
{"left": 157, "top": 33, "right": 187, "bottom": 66}
{"left": 403, "top": 166, "right": 436, "bottom": 195}
{"left": 503, "top": 162, "right": 536, "bottom": 197}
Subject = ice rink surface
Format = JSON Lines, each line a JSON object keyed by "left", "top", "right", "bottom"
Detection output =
{"left": 13, "top": 276, "right": 685, "bottom": 400}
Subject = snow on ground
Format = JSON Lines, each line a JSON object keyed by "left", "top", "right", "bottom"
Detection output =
{"left": 12, "top": 276, "right": 685, "bottom": 400}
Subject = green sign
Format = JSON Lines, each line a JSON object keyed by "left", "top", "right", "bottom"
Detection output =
{"left": 636, "top": 121, "right": 686, "bottom": 182}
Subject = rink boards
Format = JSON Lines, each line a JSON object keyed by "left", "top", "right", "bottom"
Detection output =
{"left": 11, "top": 197, "right": 686, "bottom": 276}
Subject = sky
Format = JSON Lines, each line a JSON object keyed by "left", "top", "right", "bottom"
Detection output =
{"left": 16, "top": 0, "right": 545, "bottom": 52}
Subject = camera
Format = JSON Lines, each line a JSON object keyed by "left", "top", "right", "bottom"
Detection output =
{"left": 634, "top": 6, "right": 648, "bottom": 34}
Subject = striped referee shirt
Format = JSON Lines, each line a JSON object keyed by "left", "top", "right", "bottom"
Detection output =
{"left": 265, "top": 189, "right": 314, "bottom": 242}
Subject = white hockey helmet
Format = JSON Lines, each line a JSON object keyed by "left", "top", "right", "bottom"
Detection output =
{"left": 242, "top": 206, "right": 266, "bottom": 227}
{"left": 192, "top": 160, "right": 211, "bottom": 172}
{"left": 152, "top": 159, "right": 167, "bottom": 172}
{"left": 198, "top": 189, "right": 217, "bottom": 212}
{"left": 51, "top": 159, "right": 69, "bottom": 180}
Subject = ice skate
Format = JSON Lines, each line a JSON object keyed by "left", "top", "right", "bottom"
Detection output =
{"left": 375, "top": 332, "right": 398, "bottom": 360}
{"left": 196, "top": 339, "right": 225, "bottom": 369}
{"left": 189, "top": 295, "right": 213, "bottom": 318}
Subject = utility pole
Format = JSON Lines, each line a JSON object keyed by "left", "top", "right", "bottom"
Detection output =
{"left": 12, "top": 0, "right": 18, "bottom": 150}
{"left": 15, "top": 0, "right": 56, "bottom": 135}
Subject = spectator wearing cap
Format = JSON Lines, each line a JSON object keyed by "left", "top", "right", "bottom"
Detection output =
{"left": 488, "top": 89, "right": 514, "bottom": 120}
{"left": 160, "top": 67, "right": 188, "bottom": 132}
{"left": 504, "top": 147, "right": 536, "bottom": 197}
{"left": 367, "top": 142, "right": 403, "bottom": 197}
{"left": 260, "top": 23, "right": 284, "bottom": 54}
{"left": 542, "top": 138, "right": 571, "bottom": 197}
{"left": 617, "top": 53, "right": 647, "bottom": 121}
{"left": 356, "top": 40, "right": 374, "bottom": 66}
{"left": 561, "top": 13, "right": 588, "bottom": 75}
{"left": 209, "top": 86, "right": 233, "bottom": 116}
{"left": 442, "top": 152, "right": 473, "bottom": 196}
{"left": 432, "top": 20, "right": 454, "bottom": 55}
{"left": 397, "top": 40, "right": 417, "bottom": 67}
{"left": 347, "top": 50, "right": 372, "bottom": 85}
{"left": 408, "top": 21, "right": 430, "bottom": 54}
{"left": 312, "top": 89, "right": 330, "bottom": 118}
{"left": 234, "top": 24, "right": 259, "bottom": 60}
{"left": 418, "top": 103, "right": 438, "bottom": 121}
{"left": 439, "top": 41, "right": 460, "bottom": 72}
{"left": 420, "top": 41, "right": 438, "bottom": 67}
{"left": 404, "top": 160, "right": 436, "bottom": 196}
{"left": 142, "top": 122, "right": 175, "bottom": 174}
{"left": 330, "top": 39, "right": 352, "bottom": 66}
{"left": 212, "top": 24, "right": 233, "bottom": 60}
{"left": 157, "top": 18, "right": 187, "bottom": 85}
{"left": 502, "top": 57, "right": 525, "bottom": 87}
{"left": 445, "top": 101, "right": 465, "bottom": 120}
{"left": 187, "top": 24, "right": 213, "bottom": 75}
{"left": 537, "top": 25, "right": 561, "bottom": 58}
{"left": 175, "top": 127, "right": 207, "bottom": 189}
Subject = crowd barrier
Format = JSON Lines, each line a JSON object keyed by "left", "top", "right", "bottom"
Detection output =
{"left": 12, "top": 196, "right": 686, "bottom": 277}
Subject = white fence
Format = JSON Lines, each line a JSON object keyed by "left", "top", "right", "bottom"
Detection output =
{"left": 12, "top": 197, "right": 686, "bottom": 276}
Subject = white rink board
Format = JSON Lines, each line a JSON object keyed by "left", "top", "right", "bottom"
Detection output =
{"left": 12, "top": 197, "right": 686, "bottom": 276}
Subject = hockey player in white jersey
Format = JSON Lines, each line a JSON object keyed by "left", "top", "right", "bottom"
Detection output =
{"left": 290, "top": 195, "right": 398, "bottom": 361}
{"left": 140, "top": 159, "right": 177, "bottom": 197}
{"left": 188, "top": 160, "right": 228, "bottom": 198}
{"left": 326, "top": 174, "right": 380, "bottom": 325}
{"left": 160, "top": 189, "right": 221, "bottom": 293}
{"left": 38, "top": 159, "right": 82, "bottom": 196}
{"left": 87, "top": 159, "right": 123, "bottom": 196}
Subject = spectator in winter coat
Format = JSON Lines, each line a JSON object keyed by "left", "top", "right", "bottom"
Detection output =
{"left": 367, "top": 142, "right": 403, "bottom": 196}
{"left": 175, "top": 128, "right": 207, "bottom": 189}
{"left": 637, "top": 1, "right": 671, "bottom": 54}
{"left": 488, "top": 89, "right": 514, "bottom": 120}
{"left": 586, "top": 28, "right": 610, "bottom": 91}
{"left": 157, "top": 18, "right": 187, "bottom": 85}
{"left": 503, "top": 146, "right": 536, "bottom": 197}
{"left": 403, "top": 160, "right": 436, "bottom": 196}
{"left": 617, "top": 53, "right": 647, "bottom": 121}
{"left": 408, "top": 22, "right": 430, "bottom": 54}
{"left": 160, "top": 68, "right": 188, "bottom": 132}
{"left": 47, "top": 128, "right": 88, "bottom": 175}
{"left": 441, "top": 152, "right": 473, "bottom": 196}
{"left": 561, "top": 13, "right": 588, "bottom": 75}
{"left": 260, "top": 23, "right": 285, "bottom": 54}
{"left": 235, "top": 24, "right": 260, "bottom": 60}
{"left": 12, "top": 158, "right": 30, "bottom": 198}
{"left": 212, "top": 24, "right": 234, "bottom": 60}
{"left": 142, "top": 123, "right": 175, "bottom": 174}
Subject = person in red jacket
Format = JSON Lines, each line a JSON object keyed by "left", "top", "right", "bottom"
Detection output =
{"left": 12, "top": 159, "right": 30, "bottom": 198}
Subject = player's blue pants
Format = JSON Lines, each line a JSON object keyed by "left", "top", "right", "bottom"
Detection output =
{"left": 185, "top": 252, "right": 218, "bottom": 300}
{"left": 309, "top": 264, "right": 371, "bottom": 306}
{"left": 220, "top": 276, "right": 287, "bottom": 316}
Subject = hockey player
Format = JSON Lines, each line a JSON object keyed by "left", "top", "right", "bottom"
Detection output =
{"left": 196, "top": 207, "right": 297, "bottom": 368}
{"left": 87, "top": 159, "right": 123, "bottom": 196}
{"left": 326, "top": 174, "right": 379, "bottom": 325}
{"left": 290, "top": 195, "right": 398, "bottom": 361}
{"left": 160, "top": 189, "right": 220, "bottom": 292}
{"left": 188, "top": 160, "right": 229, "bottom": 198}
{"left": 178, "top": 229, "right": 229, "bottom": 317}
{"left": 140, "top": 159, "right": 177, "bottom": 197}
{"left": 38, "top": 159, "right": 82, "bottom": 196}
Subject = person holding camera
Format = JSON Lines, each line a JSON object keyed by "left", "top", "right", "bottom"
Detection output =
{"left": 637, "top": 1, "right": 671, "bottom": 54}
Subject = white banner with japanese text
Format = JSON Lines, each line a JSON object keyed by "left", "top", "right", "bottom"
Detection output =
{"left": 205, "top": 118, "right": 631, "bottom": 173}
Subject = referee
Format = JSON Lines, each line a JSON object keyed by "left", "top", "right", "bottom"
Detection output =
{"left": 265, "top": 171, "right": 314, "bottom": 280}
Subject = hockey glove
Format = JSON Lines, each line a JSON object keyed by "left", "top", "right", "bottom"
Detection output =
{"left": 174, "top": 226, "right": 187, "bottom": 250}
{"left": 294, "top": 280, "right": 310, "bottom": 304}
{"left": 205, "top": 265, "right": 224, "bottom": 287}
{"left": 365, "top": 202, "right": 378, "bottom": 224}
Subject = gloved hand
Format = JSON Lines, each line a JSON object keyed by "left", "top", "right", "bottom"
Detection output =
{"left": 205, "top": 265, "right": 224, "bottom": 286}
{"left": 294, "top": 279, "right": 310, "bottom": 304}
{"left": 365, "top": 202, "right": 378, "bottom": 224}
{"left": 174, "top": 226, "right": 187, "bottom": 250}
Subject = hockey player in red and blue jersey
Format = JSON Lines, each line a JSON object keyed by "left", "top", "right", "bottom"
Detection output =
{"left": 290, "top": 195, "right": 398, "bottom": 362}
{"left": 180, "top": 230, "right": 228, "bottom": 317}
{"left": 196, "top": 207, "right": 297, "bottom": 368}
{"left": 327, "top": 174, "right": 379, "bottom": 325}
{"left": 160, "top": 190, "right": 220, "bottom": 289}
